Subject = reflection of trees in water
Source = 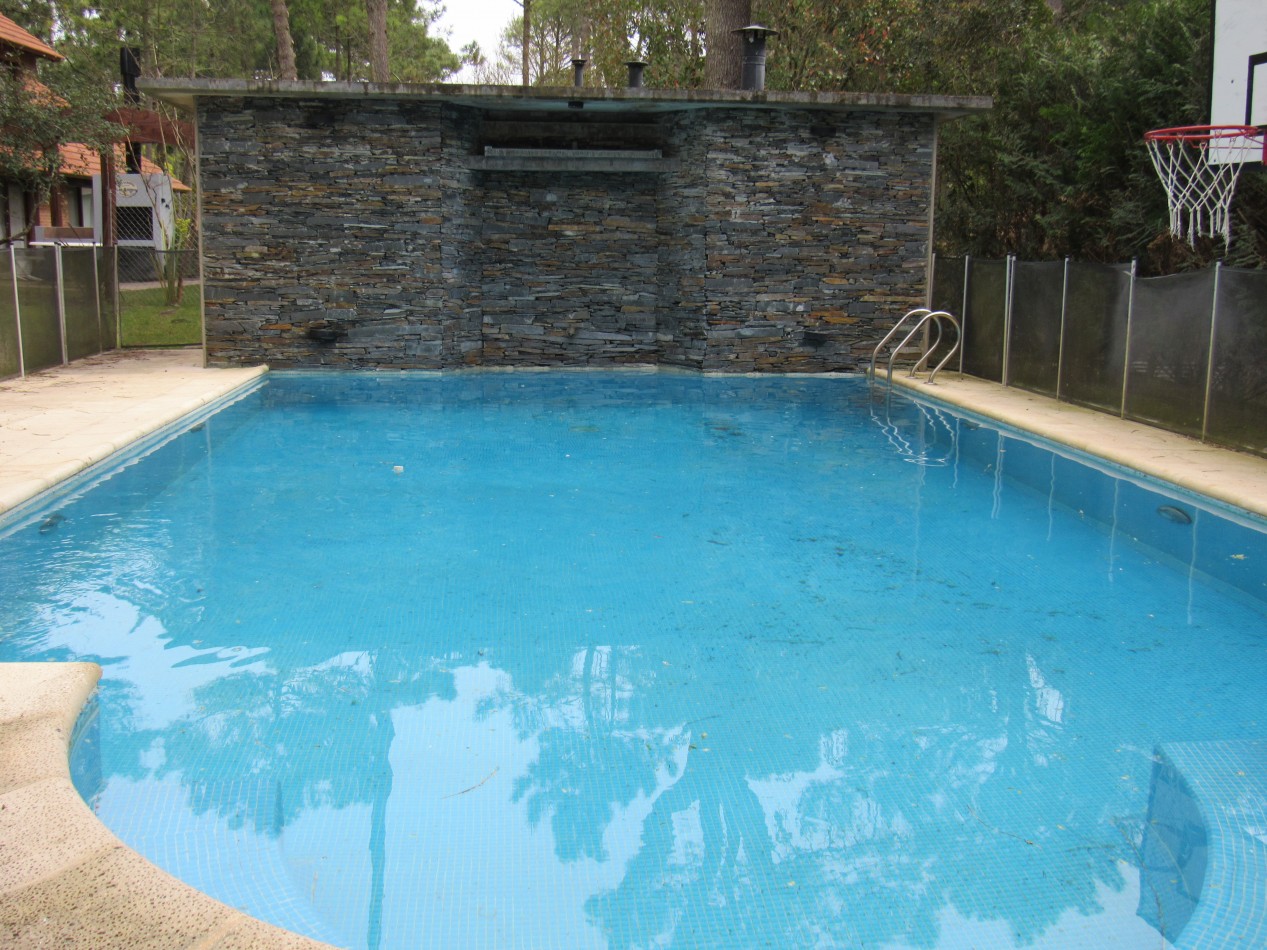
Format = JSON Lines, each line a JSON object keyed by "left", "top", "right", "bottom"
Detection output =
{"left": 85, "top": 623, "right": 1140, "bottom": 947}
{"left": 470, "top": 636, "right": 1137, "bottom": 948}
{"left": 130, "top": 625, "right": 1142, "bottom": 948}
{"left": 503, "top": 644, "right": 689, "bottom": 865}
{"left": 158, "top": 650, "right": 455, "bottom": 834}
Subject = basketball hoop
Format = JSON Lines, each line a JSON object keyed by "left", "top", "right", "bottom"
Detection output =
{"left": 1144, "top": 124, "right": 1265, "bottom": 247}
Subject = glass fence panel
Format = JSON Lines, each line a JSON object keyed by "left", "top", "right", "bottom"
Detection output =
{"left": 1207, "top": 267, "right": 1267, "bottom": 456}
{"left": 13, "top": 247, "right": 62, "bottom": 373}
{"left": 1123, "top": 269, "right": 1215, "bottom": 438}
{"left": 0, "top": 252, "right": 18, "bottom": 379}
{"left": 98, "top": 247, "right": 119, "bottom": 350}
{"left": 1007, "top": 261, "right": 1065, "bottom": 396}
{"left": 930, "top": 255, "right": 965, "bottom": 317}
{"left": 962, "top": 259, "right": 1007, "bottom": 382}
{"left": 1059, "top": 262, "right": 1131, "bottom": 413}
{"left": 62, "top": 247, "right": 102, "bottom": 361}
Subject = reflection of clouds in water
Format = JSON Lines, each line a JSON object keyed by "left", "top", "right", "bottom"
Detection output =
{"left": 37, "top": 588, "right": 271, "bottom": 732}
{"left": 881, "top": 868, "right": 1176, "bottom": 950}
{"left": 1027, "top": 654, "right": 1066, "bottom": 724}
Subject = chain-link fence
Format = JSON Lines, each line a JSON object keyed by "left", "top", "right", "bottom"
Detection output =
{"left": 932, "top": 254, "right": 1267, "bottom": 456}
{"left": 117, "top": 248, "right": 199, "bottom": 286}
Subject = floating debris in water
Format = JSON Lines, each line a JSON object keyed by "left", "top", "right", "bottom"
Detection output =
{"left": 38, "top": 513, "right": 65, "bottom": 534}
{"left": 392, "top": 465, "right": 404, "bottom": 474}
{"left": 1156, "top": 505, "right": 1193, "bottom": 525}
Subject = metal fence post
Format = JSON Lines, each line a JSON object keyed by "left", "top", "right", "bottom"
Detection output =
{"left": 928, "top": 251, "right": 936, "bottom": 310}
{"left": 9, "top": 245, "right": 23, "bottom": 378}
{"left": 959, "top": 254, "right": 970, "bottom": 376}
{"left": 1120, "top": 259, "right": 1137, "bottom": 418}
{"left": 1056, "top": 257, "right": 1069, "bottom": 402}
{"left": 1002, "top": 254, "right": 1015, "bottom": 387}
{"left": 90, "top": 245, "right": 103, "bottom": 353}
{"left": 1201, "top": 261, "right": 1222, "bottom": 442}
{"left": 54, "top": 244, "right": 68, "bottom": 366}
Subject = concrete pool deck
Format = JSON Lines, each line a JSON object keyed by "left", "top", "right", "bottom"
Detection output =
{"left": 1, "top": 350, "right": 1265, "bottom": 949}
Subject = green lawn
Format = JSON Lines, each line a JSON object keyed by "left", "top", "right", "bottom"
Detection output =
{"left": 119, "top": 285, "right": 202, "bottom": 347}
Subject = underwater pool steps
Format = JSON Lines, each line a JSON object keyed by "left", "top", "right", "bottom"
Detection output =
{"left": 1145, "top": 741, "right": 1267, "bottom": 948}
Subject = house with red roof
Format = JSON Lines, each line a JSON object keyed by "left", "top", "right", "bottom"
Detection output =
{"left": 0, "top": 13, "right": 189, "bottom": 248}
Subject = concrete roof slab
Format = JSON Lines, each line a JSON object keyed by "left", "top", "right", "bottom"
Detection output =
{"left": 141, "top": 78, "right": 992, "bottom": 120}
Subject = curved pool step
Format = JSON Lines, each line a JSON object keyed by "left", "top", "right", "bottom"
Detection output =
{"left": 0, "top": 663, "right": 337, "bottom": 949}
{"left": 1143, "top": 740, "right": 1267, "bottom": 948}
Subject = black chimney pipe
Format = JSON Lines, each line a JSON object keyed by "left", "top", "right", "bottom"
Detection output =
{"left": 732, "top": 25, "right": 778, "bottom": 91}
{"left": 120, "top": 46, "right": 142, "bottom": 103}
{"left": 120, "top": 46, "right": 143, "bottom": 173}
{"left": 625, "top": 61, "right": 647, "bottom": 88}
{"left": 571, "top": 58, "right": 587, "bottom": 87}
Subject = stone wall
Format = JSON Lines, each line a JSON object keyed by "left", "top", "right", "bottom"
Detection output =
{"left": 474, "top": 172, "right": 662, "bottom": 365}
{"left": 197, "top": 94, "right": 939, "bottom": 371}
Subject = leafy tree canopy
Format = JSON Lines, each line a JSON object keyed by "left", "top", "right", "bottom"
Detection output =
{"left": 3, "top": 0, "right": 1261, "bottom": 268}
{"left": 0, "top": 1, "right": 466, "bottom": 83}
{"left": 0, "top": 41, "right": 126, "bottom": 241}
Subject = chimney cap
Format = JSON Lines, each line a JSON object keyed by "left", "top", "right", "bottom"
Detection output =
{"left": 732, "top": 24, "right": 779, "bottom": 40}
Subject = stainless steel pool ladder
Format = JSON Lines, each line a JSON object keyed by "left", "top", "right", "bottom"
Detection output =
{"left": 867, "top": 308, "right": 961, "bottom": 392}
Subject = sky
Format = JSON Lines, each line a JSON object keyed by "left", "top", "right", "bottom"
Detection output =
{"left": 433, "top": 0, "right": 521, "bottom": 81}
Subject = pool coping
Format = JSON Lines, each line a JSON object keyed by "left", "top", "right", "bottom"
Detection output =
{"left": 2, "top": 357, "right": 1266, "bottom": 948}
{"left": 0, "top": 349, "right": 268, "bottom": 519}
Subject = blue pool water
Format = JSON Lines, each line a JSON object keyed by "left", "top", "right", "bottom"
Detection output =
{"left": 2, "top": 372, "right": 1266, "bottom": 949}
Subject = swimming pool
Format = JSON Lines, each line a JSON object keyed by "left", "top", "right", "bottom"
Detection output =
{"left": 2, "top": 372, "right": 1265, "bottom": 949}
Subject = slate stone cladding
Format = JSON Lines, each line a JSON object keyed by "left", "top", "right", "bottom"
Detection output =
{"left": 198, "top": 96, "right": 936, "bottom": 371}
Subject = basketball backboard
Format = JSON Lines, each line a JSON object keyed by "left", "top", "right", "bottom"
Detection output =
{"left": 1211, "top": 0, "right": 1267, "bottom": 159}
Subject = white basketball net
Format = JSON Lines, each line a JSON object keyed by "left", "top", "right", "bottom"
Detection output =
{"left": 1145, "top": 127, "right": 1264, "bottom": 247}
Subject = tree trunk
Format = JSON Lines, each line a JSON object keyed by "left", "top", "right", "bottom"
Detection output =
{"left": 705, "top": 0, "right": 750, "bottom": 89}
{"left": 270, "top": 0, "right": 297, "bottom": 80}
{"left": 521, "top": 0, "right": 532, "bottom": 85}
{"left": 366, "top": 0, "right": 389, "bottom": 82}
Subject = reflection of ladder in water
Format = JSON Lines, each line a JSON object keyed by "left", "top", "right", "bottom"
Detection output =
{"left": 870, "top": 399, "right": 959, "bottom": 466}
{"left": 867, "top": 308, "right": 961, "bottom": 393}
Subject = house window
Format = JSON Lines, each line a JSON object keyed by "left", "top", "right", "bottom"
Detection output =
{"left": 69, "top": 186, "right": 91, "bottom": 229}
{"left": 3, "top": 184, "right": 29, "bottom": 244}
{"left": 115, "top": 205, "right": 153, "bottom": 241}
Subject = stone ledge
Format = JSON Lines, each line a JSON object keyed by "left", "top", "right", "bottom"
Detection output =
{"left": 0, "top": 663, "right": 337, "bottom": 950}
{"left": 0, "top": 351, "right": 269, "bottom": 519}
{"left": 469, "top": 147, "right": 678, "bottom": 173}
{"left": 471, "top": 146, "right": 679, "bottom": 173}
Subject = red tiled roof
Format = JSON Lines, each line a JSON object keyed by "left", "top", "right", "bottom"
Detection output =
{"left": 0, "top": 15, "right": 63, "bottom": 61}
{"left": 58, "top": 143, "right": 191, "bottom": 192}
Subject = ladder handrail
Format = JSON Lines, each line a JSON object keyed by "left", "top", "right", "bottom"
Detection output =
{"left": 867, "top": 308, "right": 930, "bottom": 384}
{"left": 910, "top": 311, "right": 961, "bottom": 385}
{"left": 869, "top": 309, "right": 961, "bottom": 391}
{"left": 923, "top": 313, "right": 961, "bottom": 385}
